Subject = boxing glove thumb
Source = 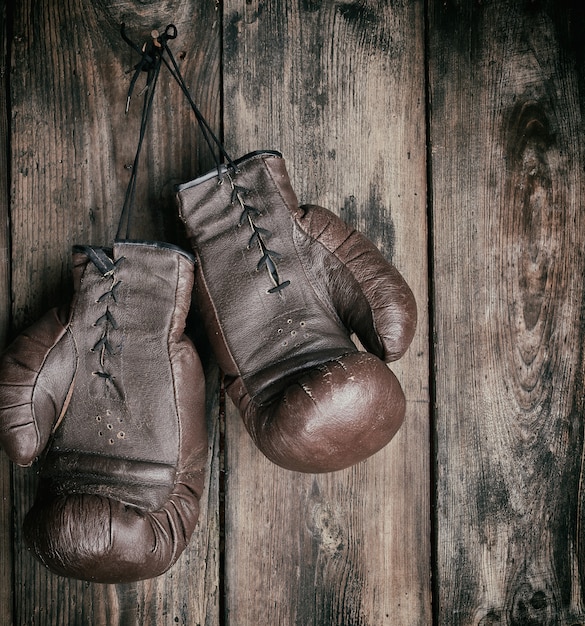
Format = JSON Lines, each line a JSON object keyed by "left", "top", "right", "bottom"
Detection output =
{"left": 0, "top": 304, "right": 79, "bottom": 467}
{"left": 295, "top": 202, "right": 416, "bottom": 361}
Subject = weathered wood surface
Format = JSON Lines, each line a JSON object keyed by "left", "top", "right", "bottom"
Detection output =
{"left": 222, "top": 1, "right": 430, "bottom": 624}
{"left": 8, "top": 1, "right": 222, "bottom": 624}
{"left": 429, "top": 1, "right": 585, "bottom": 624}
{"left": 0, "top": 2, "right": 13, "bottom": 625}
{"left": 4, "top": 0, "right": 585, "bottom": 625}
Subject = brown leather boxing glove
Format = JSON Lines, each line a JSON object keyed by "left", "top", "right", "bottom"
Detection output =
{"left": 177, "top": 151, "right": 416, "bottom": 473}
{"left": 0, "top": 241, "right": 207, "bottom": 582}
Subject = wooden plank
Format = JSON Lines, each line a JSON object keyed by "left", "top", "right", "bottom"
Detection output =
{"left": 429, "top": 2, "right": 585, "bottom": 623}
{"left": 9, "top": 1, "right": 221, "bottom": 624}
{"left": 0, "top": 0, "right": 13, "bottom": 623}
{"left": 222, "top": 1, "right": 430, "bottom": 624}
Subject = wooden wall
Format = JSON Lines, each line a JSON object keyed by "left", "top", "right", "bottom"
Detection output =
{"left": 0, "top": 1, "right": 583, "bottom": 624}
{"left": 430, "top": 2, "right": 585, "bottom": 623}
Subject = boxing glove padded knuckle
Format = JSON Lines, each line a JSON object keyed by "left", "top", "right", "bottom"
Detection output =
{"left": 245, "top": 353, "right": 405, "bottom": 472}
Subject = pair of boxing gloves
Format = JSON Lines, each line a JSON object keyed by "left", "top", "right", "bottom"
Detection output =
{"left": 0, "top": 151, "right": 416, "bottom": 583}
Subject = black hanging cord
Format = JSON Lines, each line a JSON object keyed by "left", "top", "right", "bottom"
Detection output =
{"left": 118, "top": 24, "right": 236, "bottom": 240}
{"left": 158, "top": 37, "right": 237, "bottom": 175}
{"left": 116, "top": 24, "right": 174, "bottom": 241}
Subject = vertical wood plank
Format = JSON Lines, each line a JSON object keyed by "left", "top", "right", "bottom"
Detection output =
{"left": 0, "top": 0, "right": 9, "bottom": 347}
{"left": 429, "top": 2, "right": 585, "bottom": 623}
{"left": 0, "top": 0, "right": 13, "bottom": 623}
{"left": 222, "top": 1, "right": 430, "bottom": 624}
{"left": 9, "top": 1, "right": 221, "bottom": 623}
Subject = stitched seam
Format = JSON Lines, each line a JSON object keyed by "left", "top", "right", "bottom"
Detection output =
{"left": 31, "top": 323, "right": 75, "bottom": 457}
{"left": 167, "top": 255, "right": 183, "bottom": 486}
{"left": 49, "top": 447, "right": 177, "bottom": 466}
{"left": 197, "top": 253, "right": 244, "bottom": 381}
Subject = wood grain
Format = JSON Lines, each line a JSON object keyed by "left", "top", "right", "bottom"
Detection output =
{"left": 8, "top": 1, "right": 221, "bottom": 623}
{"left": 0, "top": 1, "right": 13, "bottom": 623}
{"left": 222, "top": 1, "right": 430, "bottom": 624}
{"left": 429, "top": 1, "right": 585, "bottom": 623}
{"left": 4, "top": 1, "right": 583, "bottom": 623}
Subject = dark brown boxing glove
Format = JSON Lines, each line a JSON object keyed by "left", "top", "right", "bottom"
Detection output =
{"left": 177, "top": 151, "right": 416, "bottom": 473}
{"left": 0, "top": 241, "right": 207, "bottom": 582}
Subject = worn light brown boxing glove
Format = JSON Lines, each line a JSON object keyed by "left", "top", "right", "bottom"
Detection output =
{"left": 177, "top": 150, "right": 416, "bottom": 473}
{"left": 0, "top": 241, "right": 207, "bottom": 582}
